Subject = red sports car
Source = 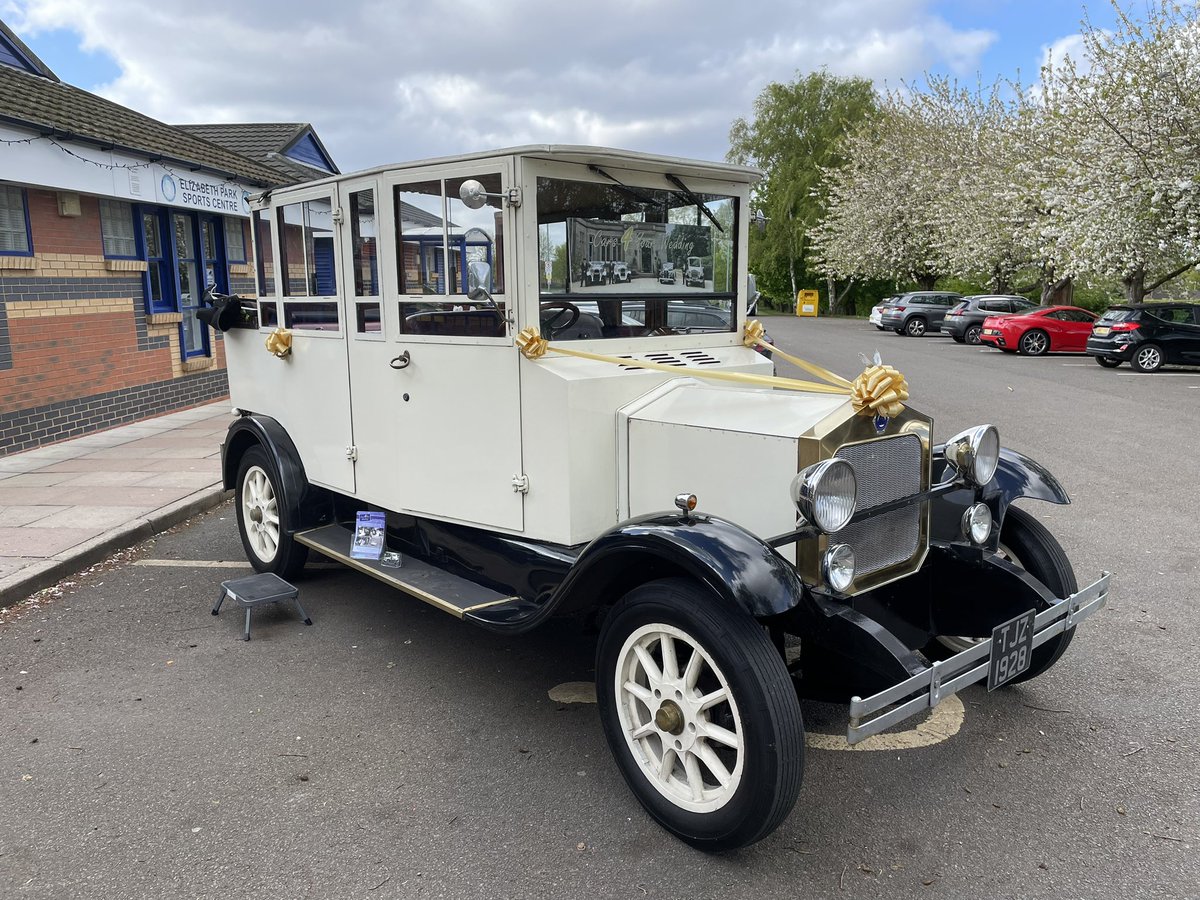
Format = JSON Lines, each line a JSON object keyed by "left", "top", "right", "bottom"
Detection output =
{"left": 978, "top": 305, "right": 1098, "bottom": 355}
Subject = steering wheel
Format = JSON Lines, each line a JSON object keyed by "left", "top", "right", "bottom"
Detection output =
{"left": 540, "top": 301, "right": 581, "bottom": 337}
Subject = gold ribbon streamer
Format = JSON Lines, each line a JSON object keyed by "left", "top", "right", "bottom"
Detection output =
{"left": 515, "top": 327, "right": 851, "bottom": 396}
{"left": 742, "top": 320, "right": 854, "bottom": 390}
{"left": 265, "top": 327, "right": 292, "bottom": 359}
{"left": 850, "top": 364, "right": 909, "bottom": 418}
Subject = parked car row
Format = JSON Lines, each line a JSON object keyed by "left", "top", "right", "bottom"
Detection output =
{"left": 869, "top": 293, "right": 1200, "bottom": 372}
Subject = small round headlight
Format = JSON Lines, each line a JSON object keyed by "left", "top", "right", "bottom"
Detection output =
{"left": 944, "top": 424, "right": 1000, "bottom": 486}
{"left": 962, "top": 502, "right": 993, "bottom": 544}
{"left": 790, "top": 458, "right": 857, "bottom": 533}
{"left": 824, "top": 543, "right": 856, "bottom": 593}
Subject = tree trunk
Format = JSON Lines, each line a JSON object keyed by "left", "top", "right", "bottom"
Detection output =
{"left": 1040, "top": 275, "right": 1072, "bottom": 306}
{"left": 915, "top": 273, "right": 937, "bottom": 291}
{"left": 788, "top": 258, "right": 797, "bottom": 311}
{"left": 1122, "top": 267, "right": 1146, "bottom": 304}
{"left": 827, "top": 275, "right": 854, "bottom": 315}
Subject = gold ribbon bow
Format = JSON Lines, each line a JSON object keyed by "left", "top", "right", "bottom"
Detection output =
{"left": 851, "top": 364, "right": 909, "bottom": 418}
{"left": 742, "top": 320, "right": 855, "bottom": 390}
{"left": 265, "top": 327, "right": 292, "bottom": 359}
{"left": 516, "top": 327, "right": 549, "bottom": 360}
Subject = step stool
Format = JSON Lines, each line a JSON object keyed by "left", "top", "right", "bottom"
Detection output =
{"left": 212, "top": 572, "right": 311, "bottom": 641}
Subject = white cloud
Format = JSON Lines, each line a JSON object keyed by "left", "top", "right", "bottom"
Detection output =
{"left": 1041, "top": 32, "right": 1093, "bottom": 77}
{"left": 8, "top": 0, "right": 997, "bottom": 172}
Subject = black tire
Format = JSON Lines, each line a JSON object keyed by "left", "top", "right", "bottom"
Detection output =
{"left": 1019, "top": 329, "right": 1049, "bottom": 355}
{"left": 875, "top": 325, "right": 886, "bottom": 331}
{"left": 1130, "top": 343, "right": 1164, "bottom": 372}
{"left": 930, "top": 506, "right": 1076, "bottom": 683}
{"left": 893, "top": 328, "right": 904, "bottom": 335}
{"left": 1095, "top": 356, "right": 1121, "bottom": 368}
{"left": 951, "top": 334, "right": 966, "bottom": 344}
{"left": 904, "top": 317, "right": 927, "bottom": 337}
{"left": 235, "top": 446, "right": 309, "bottom": 579}
{"left": 596, "top": 578, "right": 803, "bottom": 851}
{"left": 965, "top": 324, "right": 983, "bottom": 345}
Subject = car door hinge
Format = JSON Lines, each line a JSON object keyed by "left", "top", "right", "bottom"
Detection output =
{"left": 505, "top": 187, "right": 522, "bottom": 208}
{"left": 511, "top": 473, "right": 529, "bottom": 493}
{"left": 331, "top": 206, "right": 344, "bottom": 225}
{"left": 345, "top": 445, "right": 358, "bottom": 461}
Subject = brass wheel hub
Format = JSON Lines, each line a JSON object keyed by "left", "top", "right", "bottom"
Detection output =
{"left": 654, "top": 700, "right": 685, "bottom": 735}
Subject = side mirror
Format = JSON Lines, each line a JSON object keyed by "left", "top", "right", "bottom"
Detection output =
{"left": 747, "top": 274, "right": 761, "bottom": 317}
{"left": 466, "top": 260, "right": 495, "bottom": 305}
{"left": 460, "top": 179, "right": 489, "bottom": 210}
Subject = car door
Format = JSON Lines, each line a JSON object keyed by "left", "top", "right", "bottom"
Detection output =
{"left": 345, "top": 161, "right": 526, "bottom": 533}
{"left": 1179, "top": 306, "right": 1200, "bottom": 362}
{"left": 1050, "top": 309, "right": 1096, "bottom": 351}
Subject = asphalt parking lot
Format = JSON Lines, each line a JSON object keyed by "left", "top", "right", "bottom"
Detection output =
{"left": 1, "top": 316, "right": 1196, "bottom": 899}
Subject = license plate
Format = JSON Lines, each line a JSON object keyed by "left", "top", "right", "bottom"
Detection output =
{"left": 1094, "top": 326, "right": 1110, "bottom": 336}
{"left": 988, "top": 609, "right": 1036, "bottom": 690}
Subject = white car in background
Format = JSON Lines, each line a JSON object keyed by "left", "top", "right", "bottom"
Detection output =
{"left": 870, "top": 295, "right": 899, "bottom": 330}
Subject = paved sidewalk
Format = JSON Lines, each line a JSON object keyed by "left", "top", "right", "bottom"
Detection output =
{"left": 0, "top": 401, "right": 232, "bottom": 606}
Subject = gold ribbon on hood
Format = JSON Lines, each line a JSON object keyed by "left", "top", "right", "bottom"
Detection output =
{"left": 515, "top": 324, "right": 910, "bottom": 415}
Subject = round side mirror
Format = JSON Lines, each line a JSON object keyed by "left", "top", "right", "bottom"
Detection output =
{"left": 459, "top": 180, "right": 488, "bottom": 210}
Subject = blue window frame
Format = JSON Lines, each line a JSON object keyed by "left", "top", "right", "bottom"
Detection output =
{"left": 172, "top": 211, "right": 210, "bottom": 359}
{"left": 140, "top": 207, "right": 175, "bottom": 315}
{"left": 0, "top": 185, "right": 33, "bottom": 256}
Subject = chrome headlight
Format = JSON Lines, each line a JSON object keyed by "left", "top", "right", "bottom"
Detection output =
{"left": 790, "top": 458, "right": 857, "bottom": 533}
{"left": 944, "top": 424, "right": 1000, "bottom": 487}
{"left": 962, "top": 502, "right": 993, "bottom": 544}
{"left": 823, "top": 543, "right": 856, "bottom": 592}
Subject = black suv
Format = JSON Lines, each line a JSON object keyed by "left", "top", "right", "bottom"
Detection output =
{"left": 1086, "top": 303, "right": 1200, "bottom": 371}
{"left": 944, "top": 295, "right": 1038, "bottom": 345}
{"left": 879, "top": 291, "right": 963, "bottom": 336}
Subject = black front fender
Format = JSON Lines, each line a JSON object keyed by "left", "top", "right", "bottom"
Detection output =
{"left": 931, "top": 446, "right": 1070, "bottom": 545}
{"left": 548, "top": 512, "right": 819, "bottom": 623}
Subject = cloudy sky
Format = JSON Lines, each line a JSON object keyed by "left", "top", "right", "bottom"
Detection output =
{"left": 3, "top": 0, "right": 1117, "bottom": 173}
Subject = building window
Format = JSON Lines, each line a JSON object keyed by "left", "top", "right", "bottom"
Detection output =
{"left": 141, "top": 208, "right": 173, "bottom": 314}
{"left": 99, "top": 199, "right": 138, "bottom": 258}
{"left": 224, "top": 217, "right": 247, "bottom": 262}
{"left": 0, "top": 185, "right": 32, "bottom": 255}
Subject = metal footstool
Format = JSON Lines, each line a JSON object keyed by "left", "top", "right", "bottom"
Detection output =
{"left": 212, "top": 572, "right": 311, "bottom": 640}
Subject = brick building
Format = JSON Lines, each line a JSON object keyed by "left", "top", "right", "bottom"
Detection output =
{"left": 0, "top": 20, "right": 337, "bottom": 455}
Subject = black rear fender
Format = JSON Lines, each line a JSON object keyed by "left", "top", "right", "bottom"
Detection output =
{"left": 221, "top": 415, "right": 330, "bottom": 532}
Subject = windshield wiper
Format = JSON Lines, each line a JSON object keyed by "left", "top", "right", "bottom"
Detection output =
{"left": 665, "top": 173, "right": 724, "bottom": 233}
{"left": 587, "top": 165, "right": 661, "bottom": 208}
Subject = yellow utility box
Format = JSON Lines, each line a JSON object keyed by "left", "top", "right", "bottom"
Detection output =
{"left": 796, "top": 290, "right": 819, "bottom": 317}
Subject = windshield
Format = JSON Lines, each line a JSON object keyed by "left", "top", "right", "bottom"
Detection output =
{"left": 535, "top": 176, "right": 738, "bottom": 340}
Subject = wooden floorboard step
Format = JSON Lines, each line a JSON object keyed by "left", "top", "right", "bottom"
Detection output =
{"left": 295, "top": 524, "right": 517, "bottom": 619}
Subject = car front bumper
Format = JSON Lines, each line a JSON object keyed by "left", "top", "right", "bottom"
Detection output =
{"left": 846, "top": 571, "right": 1111, "bottom": 744}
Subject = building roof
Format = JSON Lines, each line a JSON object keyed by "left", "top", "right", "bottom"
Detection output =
{"left": 0, "top": 64, "right": 287, "bottom": 187}
{"left": 0, "top": 19, "right": 57, "bottom": 81}
{"left": 178, "top": 122, "right": 339, "bottom": 184}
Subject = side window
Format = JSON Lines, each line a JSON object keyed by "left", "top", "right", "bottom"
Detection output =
{"left": 224, "top": 217, "right": 247, "bottom": 263}
{"left": 278, "top": 198, "right": 339, "bottom": 332}
{"left": 981, "top": 300, "right": 1007, "bottom": 312}
{"left": 252, "top": 209, "right": 278, "bottom": 327}
{"left": 350, "top": 188, "right": 381, "bottom": 336}
{"left": 141, "top": 209, "right": 173, "bottom": 314}
{"left": 394, "top": 175, "right": 507, "bottom": 338}
{"left": 0, "top": 185, "right": 32, "bottom": 255}
{"left": 1012, "top": 299, "right": 1037, "bottom": 312}
{"left": 99, "top": 199, "right": 138, "bottom": 258}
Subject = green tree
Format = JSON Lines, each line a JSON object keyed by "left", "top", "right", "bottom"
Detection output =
{"left": 728, "top": 71, "right": 878, "bottom": 313}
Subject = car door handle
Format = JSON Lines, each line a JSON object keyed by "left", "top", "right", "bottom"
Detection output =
{"left": 389, "top": 351, "right": 411, "bottom": 370}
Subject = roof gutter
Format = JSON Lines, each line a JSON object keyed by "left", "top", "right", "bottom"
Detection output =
{"left": 0, "top": 114, "right": 277, "bottom": 188}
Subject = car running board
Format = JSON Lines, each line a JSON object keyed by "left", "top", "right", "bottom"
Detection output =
{"left": 295, "top": 524, "right": 526, "bottom": 620}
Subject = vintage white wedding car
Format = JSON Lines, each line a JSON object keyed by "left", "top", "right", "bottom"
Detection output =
{"left": 205, "top": 146, "right": 1109, "bottom": 850}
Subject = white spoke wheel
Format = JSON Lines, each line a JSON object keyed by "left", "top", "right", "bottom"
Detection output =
{"left": 235, "top": 446, "right": 308, "bottom": 579}
{"left": 932, "top": 506, "right": 1076, "bottom": 682}
{"left": 596, "top": 578, "right": 803, "bottom": 851}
